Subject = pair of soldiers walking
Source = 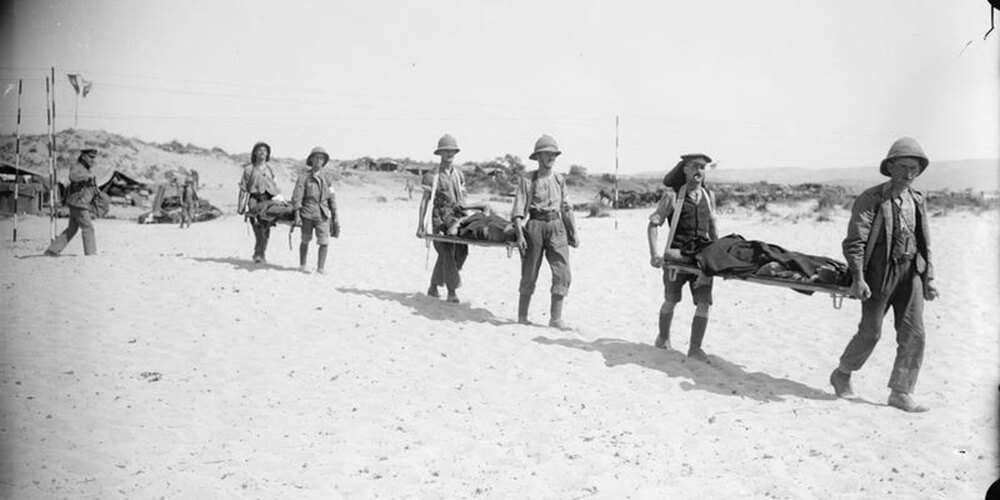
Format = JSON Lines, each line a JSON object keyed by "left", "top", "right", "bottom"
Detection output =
{"left": 647, "top": 138, "right": 937, "bottom": 412}
{"left": 417, "top": 134, "right": 578, "bottom": 327}
{"left": 237, "top": 142, "right": 340, "bottom": 273}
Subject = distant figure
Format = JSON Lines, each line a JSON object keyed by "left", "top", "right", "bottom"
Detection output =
{"left": 45, "top": 148, "right": 100, "bottom": 256}
{"left": 179, "top": 172, "right": 199, "bottom": 229}
{"left": 830, "top": 137, "right": 938, "bottom": 413}
{"left": 417, "top": 134, "right": 468, "bottom": 303}
{"left": 292, "top": 147, "right": 340, "bottom": 274}
{"left": 405, "top": 178, "right": 414, "bottom": 200}
{"left": 512, "top": 135, "right": 578, "bottom": 328}
{"left": 237, "top": 141, "right": 280, "bottom": 264}
{"left": 646, "top": 154, "right": 719, "bottom": 363}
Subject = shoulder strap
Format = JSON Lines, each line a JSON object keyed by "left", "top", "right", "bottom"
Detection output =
{"left": 529, "top": 170, "right": 539, "bottom": 210}
{"left": 560, "top": 174, "right": 567, "bottom": 210}
{"left": 423, "top": 170, "right": 440, "bottom": 233}
{"left": 664, "top": 184, "right": 688, "bottom": 253}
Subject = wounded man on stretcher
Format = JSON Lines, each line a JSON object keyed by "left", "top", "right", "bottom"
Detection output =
{"left": 428, "top": 200, "right": 517, "bottom": 242}
{"left": 666, "top": 233, "right": 852, "bottom": 293}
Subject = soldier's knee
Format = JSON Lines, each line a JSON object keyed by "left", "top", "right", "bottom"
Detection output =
{"left": 660, "top": 301, "right": 678, "bottom": 315}
{"left": 694, "top": 303, "right": 711, "bottom": 318}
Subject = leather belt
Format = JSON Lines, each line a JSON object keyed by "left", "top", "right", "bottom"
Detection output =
{"left": 529, "top": 210, "right": 561, "bottom": 222}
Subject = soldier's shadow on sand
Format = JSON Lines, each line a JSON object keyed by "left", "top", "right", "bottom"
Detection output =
{"left": 189, "top": 256, "right": 302, "bottom": 273}
{"left": 533, "top": 336, "right": 836, "bottom": 403}
{"left": 337, "top": 287, "right": 514, "bottom": 326}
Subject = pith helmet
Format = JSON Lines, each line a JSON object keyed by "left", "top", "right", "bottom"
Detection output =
{"left": 307, "top": 146, "right": 330, "bottom": 166}
{"left": 251, "top": 141, "right": 272, "bottom": 161}
{"left": 434, "top": 134, "right": 460, "bottom": 155}
{"left": 879, "top": 137, "right": 928, "bottom": 177}
{"left": 529, "top": 135, "right": 561, "bottom": 160}
{"left": 663, "top": 153, "right": 712, "bottom": 189}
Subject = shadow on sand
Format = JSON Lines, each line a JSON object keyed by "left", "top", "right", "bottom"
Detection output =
{"left": 532, "top": 336, "right": 837, "bottom": 403}
{"left": 337, "top": 287, "right": 514, "bottom": 326}
{"left": 188, "top": 256, "right": 302, "bottom": 273}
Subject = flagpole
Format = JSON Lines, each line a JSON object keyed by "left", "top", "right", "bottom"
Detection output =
{"left": 614, "top": 114, "right": 619, "bottom": 231}
{"left": 51, "top": 67, "right": 57, "bottom": 178}
{"left": 50, "top": 67, "right": 60, "bottom": 240}
{"left": 46, "top": 76, "right": 55, "bottom": 240}
{"left": 13, "top": 80, "right": 22, "bottom": 242}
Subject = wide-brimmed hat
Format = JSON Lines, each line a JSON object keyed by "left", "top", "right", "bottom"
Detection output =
{"left": 434, "top": 134, "right": 460, "bottom": 155}
{"left": 307, "top": 146, "right": 330, "bottom": 166}
{"left": 879, "top": 137, "right": 928, "bottom": 177}
{"left": 251, "top": 141, "right": 272, "bottom": 161}
{"left": 663, "top": 153, "right": 712, "bottom": 189}
{"left": 529, "top": 135, "right": 561, "bottom": 161}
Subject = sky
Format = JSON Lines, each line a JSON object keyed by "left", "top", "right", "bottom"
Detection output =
{"left": 0, "top": 0, "right": 997, "bottom": 173}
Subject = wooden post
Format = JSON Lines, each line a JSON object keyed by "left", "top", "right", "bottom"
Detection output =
{"left": 46, "top": 76, "right": 55, "bottom": 240}
{"left": 614, "top": 114, "right": 619, "bottom": 231}
{"left": 12, "top": 79, "right": 22, "bottom": 241}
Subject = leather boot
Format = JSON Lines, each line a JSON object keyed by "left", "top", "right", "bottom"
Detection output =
{"left": 298, "top": 243, "right": 309, "bottom": 272}
{"left": 830, "top": 368, "right": 855, "bottom": 398}
{"left": 316, "top": 244, "right": 328, "bottom": 274}
{"left": 688, "top": 316, "right": 710, "bottom": 363}
{"left": 518, "top": 294, "right": 532, "bottom": 324}
{"left": 655, "top": 312, "right": 673, "bottom": 349}
{"left": 549, "top": 294, "right": 566, "bottom": 329}
{"left": 888, "top": 391, "right": 929, "bottom": 413}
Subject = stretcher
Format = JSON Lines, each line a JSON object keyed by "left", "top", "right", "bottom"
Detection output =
{"left": 660, "top": 184, "right": 853, "bottom": 309}
{"left": 421, "top": 232, "right": 518, "bottom": 256}
{"left": 663, "top": 259, "right": 854, "bottom": 309}
{"left": 418, "top": 169, "right": 519, "bottom": 258}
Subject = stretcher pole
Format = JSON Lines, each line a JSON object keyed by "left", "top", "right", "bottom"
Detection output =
{"left": 423, "top": 169, "right": 439, "bottom": 270}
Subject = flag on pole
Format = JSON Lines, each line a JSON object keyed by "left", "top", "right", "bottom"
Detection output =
{"left": 67, "top": 73, "right": 93, "bottom": 97}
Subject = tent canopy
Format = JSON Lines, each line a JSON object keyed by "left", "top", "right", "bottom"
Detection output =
{"left": 0, "top": 162, "right": 50, "bottom": 182}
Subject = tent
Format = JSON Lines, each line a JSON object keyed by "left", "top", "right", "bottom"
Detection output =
{"left": 0, "top": 162, "right": 51, "bottom": 215}
{"left": 54, "top": 165, "right": 152, "bottom": 207}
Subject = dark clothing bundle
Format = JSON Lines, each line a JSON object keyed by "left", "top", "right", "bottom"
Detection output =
{"left": 456, "top": 213, "right": 517, "bottom": 242}
{"left": 432, "top": 190, "right": 466, "bottom": 234}
{"left": 248, "top": 198, "right": 296, "bottom": 224}
{"left": 694, "top": 234, "right": 850, "bottom": 290}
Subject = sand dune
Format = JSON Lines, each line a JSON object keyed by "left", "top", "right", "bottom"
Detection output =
{"left": 1, "top": 189, "right": 997, "bottom": 498}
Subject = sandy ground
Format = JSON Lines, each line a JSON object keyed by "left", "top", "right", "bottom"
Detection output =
{"left": 1, "top": 186, "right": 997, "bottom": 498}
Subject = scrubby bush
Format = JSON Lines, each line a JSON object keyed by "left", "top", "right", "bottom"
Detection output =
{"left": 816, "top": 190, "right": 850, "bottom": 212}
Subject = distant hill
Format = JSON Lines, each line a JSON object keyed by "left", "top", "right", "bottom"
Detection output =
{"left": 630, "top": 159, "right": 999, "bottom": 193}
{"left": 3, "top": 130, "right": 994, "bottom": 200}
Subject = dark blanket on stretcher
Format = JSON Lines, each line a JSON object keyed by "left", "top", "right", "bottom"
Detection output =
{"left": 249, "top": 199, "right": 296, "bottom": 224}
{"left": 694, "top": 234, "right": 850, "bottom": 290}
{"left": 456, "top": 213, "right": 517, "bottom": 242}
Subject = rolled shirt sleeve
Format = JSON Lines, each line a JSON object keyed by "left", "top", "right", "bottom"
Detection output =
{"left": 291, "top": 175, "right": 306, "bottom": 210}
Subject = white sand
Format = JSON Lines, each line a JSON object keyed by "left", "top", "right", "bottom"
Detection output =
{"left": 1, "top": 186, "right": 997, "bottom": 498}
